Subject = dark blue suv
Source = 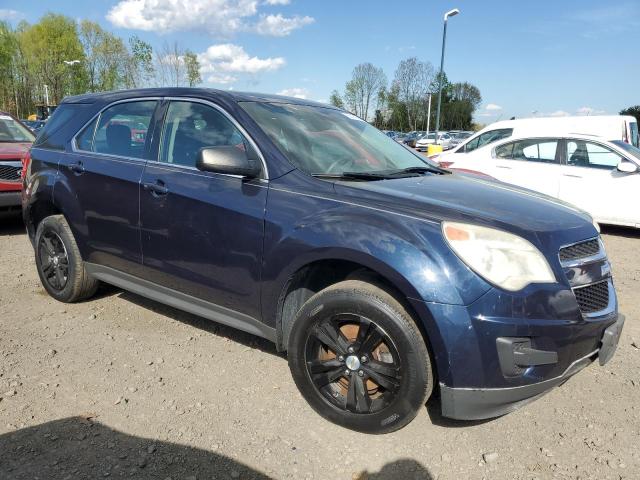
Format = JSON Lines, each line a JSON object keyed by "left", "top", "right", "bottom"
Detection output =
{"left": 22, "top": 89, "right": 624, "bottom": 433}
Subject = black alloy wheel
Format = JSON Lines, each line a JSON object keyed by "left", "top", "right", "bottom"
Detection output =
{"left": 306, "top": 313, "right": 402, "bottom": 415}
{"left": 38, "top": 230, "right": 69, "bottom": 291}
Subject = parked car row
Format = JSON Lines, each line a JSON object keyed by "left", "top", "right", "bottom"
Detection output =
{"left": 0, "top": 112, "right": 35, "bottom": 215}
{"left": 384, "top": 129, "right": 473, "bottom": 151}
{"left": 20, "top": 89, "right": 624, "bottom": 434}
{"left": 431, "top": 115, "right": 640, "bottom": 228}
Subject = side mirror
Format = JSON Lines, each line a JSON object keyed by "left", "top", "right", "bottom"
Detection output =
{"left": 616, "top": 159, "right": 638, "bottom": 174}
{"left": 196, "top": 146, "right": 261, "bottom": 178}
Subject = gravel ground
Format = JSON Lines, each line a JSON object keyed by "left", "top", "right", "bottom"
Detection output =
{"left": 1, "top": 215, "right": 638, "bottom": 480}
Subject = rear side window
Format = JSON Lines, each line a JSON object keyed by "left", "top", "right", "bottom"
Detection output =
{"left": 76, "top": 117, "right": 98, "bottom": 151}
{"left": 630, "top": 122, "right": 638, "bottom": 148}
{"left": 92, "top": 101, "right": 157, "bottom": 159}
{"left": 34, "top": 103, "right": 93, "bottom": 150}
{"left": 499, "top": 139, "right": 559, "bottom": 164}
{"left": 463, "top": 128, "right": 513, "bottom": 153}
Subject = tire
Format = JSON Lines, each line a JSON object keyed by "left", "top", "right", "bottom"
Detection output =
{"left": 287, "top": 280, "right": 433, "bottom": 434}
{"left": 34, "top": 214, "right": 99, "bottom": 303}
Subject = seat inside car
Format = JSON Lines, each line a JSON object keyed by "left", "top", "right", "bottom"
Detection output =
{"left": 106, "top": 124, "right": 133, "bottom": 157}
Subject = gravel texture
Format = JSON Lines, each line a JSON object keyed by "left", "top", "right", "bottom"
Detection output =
{"left": 1, "top": 216, "right": 638, "bottom": 479}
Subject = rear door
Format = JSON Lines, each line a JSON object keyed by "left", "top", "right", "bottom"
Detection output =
{"left": 59, "top": 99, "right": 159, "bottom": 275}
{"left": 490, "top": 138, "right": 562, "bottom": 197}
{"left": 558, "top": 138, "right": 639, "bottom": 225}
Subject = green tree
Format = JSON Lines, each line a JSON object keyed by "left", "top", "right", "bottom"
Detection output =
{"left": 79, "top": 20, "right": 130, "bottom": 92}
{"left": 128, "top": 35, "right": 154, "bottom": 88}
{"left": 329, "top": 89, "right": 344, "bottom": 109}
{"left": 20, "top": 13, "right": 86, "bottom": 103}
{"left": 184, "top": 50, "right": 201, "bottom": 87}
{"left": 0, "top": 21, "right": 19, "bottom": 114}
{"left": 620, "top": 105, "right": 640, "bottom": 125}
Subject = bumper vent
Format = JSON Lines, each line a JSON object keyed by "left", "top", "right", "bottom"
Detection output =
{"left": 0, "top": 164, "right": 21, "bottom": 182}
{"left": 573, "top": 280, "right": 609, "bottom": 314}
{"left": 559, "top": 239, "right": 600, "bottom": 262}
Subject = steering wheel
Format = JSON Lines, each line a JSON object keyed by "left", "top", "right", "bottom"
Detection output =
{"left": 326, "top": 156, "right": 356, "bottom": 174}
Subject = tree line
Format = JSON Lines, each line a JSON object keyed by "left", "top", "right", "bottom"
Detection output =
{"left": 0, "top": 13, "right": 202, "bottom": 119}
{"left": 329, "top": 58, "right": 482, "bottom": 132}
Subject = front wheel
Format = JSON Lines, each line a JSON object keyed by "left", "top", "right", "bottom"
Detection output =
{"left": 287, "top": 280, "right": 433, "bottom": 434}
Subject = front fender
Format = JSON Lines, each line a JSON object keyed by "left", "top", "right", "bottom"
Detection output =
{"left": 260, "top": 182, "right": 491, "bottom": 343}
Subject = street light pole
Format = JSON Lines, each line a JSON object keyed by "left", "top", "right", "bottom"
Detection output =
{"left": 434, "top": 8, "right": 460, "bottom": 145}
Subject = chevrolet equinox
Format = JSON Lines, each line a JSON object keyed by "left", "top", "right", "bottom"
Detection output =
{"left": 22, "top": 89, "right": 625, "bottom": 433}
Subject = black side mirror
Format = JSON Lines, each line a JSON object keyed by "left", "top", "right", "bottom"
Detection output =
{"left": 195, "top": 146, "right": 261, "bottom": 178}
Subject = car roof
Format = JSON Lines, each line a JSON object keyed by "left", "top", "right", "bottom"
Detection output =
{"left": 62, "top": 87, "right": 336, "bottom": 110}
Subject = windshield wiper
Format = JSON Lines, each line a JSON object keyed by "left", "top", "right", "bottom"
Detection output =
{"left": 386, "top": 166, "right": 447, "bottom": 176}
{"left": 311, "top": 172, "right": 391, "bottom": 181}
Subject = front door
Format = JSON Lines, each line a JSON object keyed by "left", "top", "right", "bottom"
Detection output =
{"left": 559, "top": 139, "right": 639, "bottom": 225}
{"left": 139, "top": 100, "right": 268, "bottom": 320}
{"left": 57, "top": 100, "right": 158, "bottom": 275}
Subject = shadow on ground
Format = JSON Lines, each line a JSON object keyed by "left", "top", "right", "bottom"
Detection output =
{"left": 600, "top": 225, "right": 640, "bottom": 239}
{"left": 0, "top": 215, "right": 25, "bottom": 236}
{"left": 0, "top": 417, "right": 434, "bottom": 479}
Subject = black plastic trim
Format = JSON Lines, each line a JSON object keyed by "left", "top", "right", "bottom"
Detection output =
{"left": 85, "top": 263, "right": 276, "bottom": 342}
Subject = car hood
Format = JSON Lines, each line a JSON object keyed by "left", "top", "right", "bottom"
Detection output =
{"left": 333, "top": 172, "right": 595, "bottom": 242}
{"left": 0, "top": 142, "right": 31, "bottom": 159}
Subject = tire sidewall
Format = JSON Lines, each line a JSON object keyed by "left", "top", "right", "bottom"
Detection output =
{"left": 288, "top": 285, "right": 432, "bottom": 434}
{"left": 35, "top": 216, "right": 80, "bottom": 302}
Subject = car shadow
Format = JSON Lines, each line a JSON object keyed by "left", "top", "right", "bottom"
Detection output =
{"left": 0, "top": 215, "right": 25, "bottom": 236}
{"left": 112, "top": 288, "right": 284, "bottom": 358}
{"left": 0, "top": 417, "right": 434, "bottom": 480}
{"left": 600, "top": 225, "right": 640, "bottom": 239}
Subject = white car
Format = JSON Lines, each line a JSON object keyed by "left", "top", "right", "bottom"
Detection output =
{"left": 416, "top": 132, "right": 452, "bottom": 151}
{"left": 434, "top": 115, "right": 639, "bottom": 162}
{"left": 442, "top": 134, "right": 640, "bottom": 228}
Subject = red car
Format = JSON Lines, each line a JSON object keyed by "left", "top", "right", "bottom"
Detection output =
{"left": 0, "top": 112, "right": 34, "bottom": 215}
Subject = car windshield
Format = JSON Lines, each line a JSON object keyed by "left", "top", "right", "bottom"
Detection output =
{"left": 240, "top": 102, "right": 436, "bottom": 175}
{"left": 0, "top": 115, "right": 35, "bottom": 142}
{"left": 612, "top": 140, "right": 640, "bottom": 163}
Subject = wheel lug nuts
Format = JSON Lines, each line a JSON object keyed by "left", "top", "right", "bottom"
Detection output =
{"left": 338, "top": 355, "right": 344, "bottom": 362}
{"left": 358, "top": 370, "right": 364, "bottom": 377}
{"left": 344, "top": 369, "right": 351, "bottom": 376}
{"left": 348, "top": 347, "right": 354, "bottom": 353}
{"left": 361, "top": 356, "right": 368, "bottom": 363}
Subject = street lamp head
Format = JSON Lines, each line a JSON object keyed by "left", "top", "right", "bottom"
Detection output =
{"left": 444, "top": 8, "right": 460, "bottom": 20}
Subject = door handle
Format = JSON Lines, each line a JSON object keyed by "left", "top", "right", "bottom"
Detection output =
{"left": 143, "top": 181, "right": 169, "bottom": 196}
{"left": 68, "top": 162, "right": 84, "bottom": 174}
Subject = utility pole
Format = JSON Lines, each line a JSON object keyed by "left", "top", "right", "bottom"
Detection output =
{"left": 435, "top": 8, "right": 460, "bottom": 144}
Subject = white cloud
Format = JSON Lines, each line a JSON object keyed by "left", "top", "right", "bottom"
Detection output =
{"left": 255, "top": 13, "right": 314, "bottom": 36}
{"left": 198, "top": 43, "right": 285, "bottom": 85}
{"left": 485, "top": 103, "right": 503, "bottom": 111}
{"left": 277, "top": 88, "right": 308, "bottom": 99}
{"left": 107, "top": 0, "right": 313, "bottom": 37}
{"left": 550, "top": 110, "right": 570, "bottom": 117}
{"left": 576, "top": 106, "right": 605, "bottom": 116}
{"left": 0, "top": 9, "right": 21, "bottom": 20}
{"left": 264, "top": 0, "right": 290, "bottom": 4}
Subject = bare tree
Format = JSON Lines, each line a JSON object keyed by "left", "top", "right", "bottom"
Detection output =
{"left": 155, "top": 42, "right": 186, "bottom": 87}
{"left": 346, "top": 63, "right": 387, "bottom": 121}
{"left": 392, "top": 57, "right": 434, "bottom": 131}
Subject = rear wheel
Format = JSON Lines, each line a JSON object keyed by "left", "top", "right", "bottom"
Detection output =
{"left": 35, "top": 215, "right": 99, "bottom": 303}
{"left": 288, "top": 280, "right": 433, "bottom": 434}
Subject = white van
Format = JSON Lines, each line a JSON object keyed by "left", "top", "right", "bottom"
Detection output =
{"left": 435, "top": 115, "right": 639, "bottom": 162}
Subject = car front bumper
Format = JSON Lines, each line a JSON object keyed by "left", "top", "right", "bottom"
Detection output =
{"left": 440, "top": 313, "right": 625, "bottom": 420}
{"left": 0, "top": 190, "right": 21, "bottom": 208}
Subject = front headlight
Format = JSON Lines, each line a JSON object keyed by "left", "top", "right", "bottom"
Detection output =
{"left": 442, "top": 222, "right": 556, "bottom": 291}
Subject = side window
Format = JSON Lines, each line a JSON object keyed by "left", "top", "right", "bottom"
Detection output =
{"left": 464, "top": 128, "right": 513, "bottom": 153}
{"left": 93, "top": 101, "right": 157, "bottom": 159}
{"left": 76, "top": 117, "right": 98, "bottom": 151}
{"left": 159, "top": 101, "right": 248, "bottom": 168}
{"left": 494, "top": 142, "right": 514, "bottom": 159}
{"left": 567, "top": 140, "right": 623, "bottom": 169}
{"left": 511, "top": 139, "right": 558, "bottom": 163}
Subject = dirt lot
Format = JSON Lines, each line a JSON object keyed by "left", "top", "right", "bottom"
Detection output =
{"left": 0, "top": 216, "right": 639, "bottom": 480}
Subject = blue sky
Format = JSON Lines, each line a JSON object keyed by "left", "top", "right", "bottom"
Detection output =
{"left": 1, "top": 0, "right": 638, "bottom": 121}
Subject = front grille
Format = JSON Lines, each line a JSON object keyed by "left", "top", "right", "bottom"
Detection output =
{"left": 573, "top": 280, "right": 609, "bottom": 314}
{"left": 0, "top": 164, "right": 21, "bottom": 182}
{"left": 559, "top": 239, "right": 600, "bottom": 262}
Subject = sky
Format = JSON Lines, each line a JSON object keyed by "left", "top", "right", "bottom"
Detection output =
{"left": 1, "top": 0, "right": 639, "bottom": 122}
